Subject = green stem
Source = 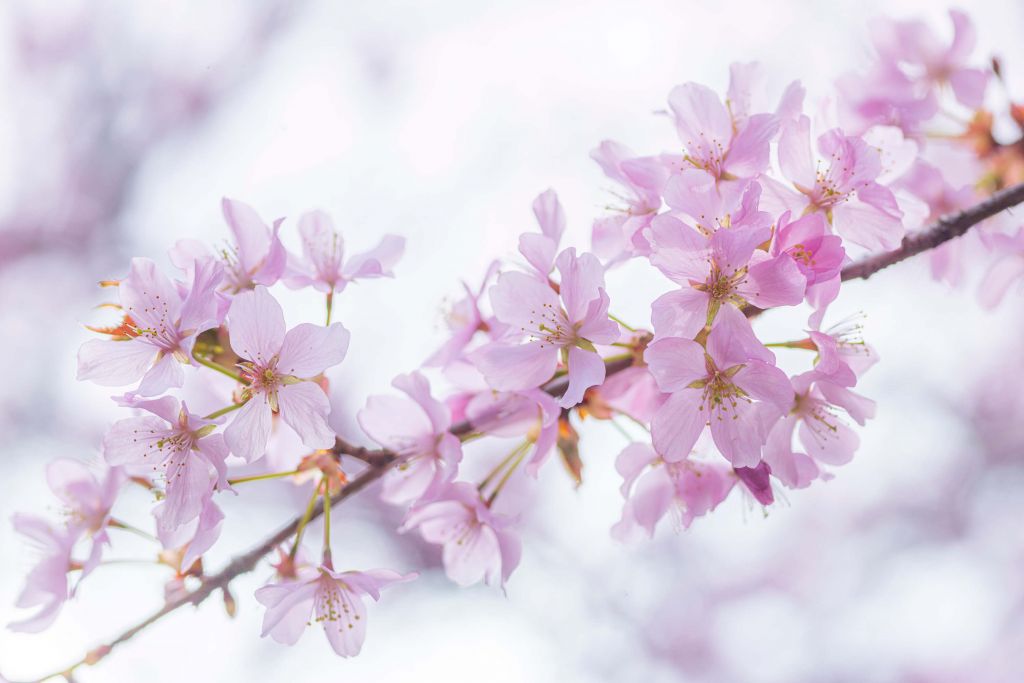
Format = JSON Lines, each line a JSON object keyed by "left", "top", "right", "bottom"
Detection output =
{"left": 486, "top": 448, "right": 527, "bottom": 507}
{"left": 108, "top": 519, "right": 158, "bottom": 543}
{"left": 322, "top": 484, "right": 332, "bottom": 566}
{"left": 193, "top": 353, "right": 247, "bottom": 384}
{"left": 478, "top": 441, "right": 529, "bottom": 492}
{"left": 204, "top": 401, "right": 246, "bottom": 420}
{"left": 608, "top": 313, "right": 637, "bottom": 332}
{"left": 228, "top": 469, "right": 302, "bottom": 486}
{"left": 289, "top": 481, "right": 322, "bottom": 560}
{"left": 614, "top": 408, "right": 651, "bottom": 433}
{"left": 325, "top": 291, "right": 334, "bottom": 326}
{"left": 608, "top": 419, "right": 633, "bottom": 442}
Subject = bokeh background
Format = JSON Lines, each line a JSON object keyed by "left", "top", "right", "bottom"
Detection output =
{"left": 1, "top": 0, "right": 1023, "bottom": 681}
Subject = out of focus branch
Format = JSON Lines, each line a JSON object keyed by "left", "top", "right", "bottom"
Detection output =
{"left": 11, "top": 354, "right": 638, "bottom": 683}
{"left": 840, "top": 181, "right": 1024, "bottom": 281}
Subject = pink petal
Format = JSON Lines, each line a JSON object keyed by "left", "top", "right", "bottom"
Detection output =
{"left": 650, "top": 289, "right": 710, "bottom": 341}
{"left": 978, "top": 255, "right": 1024, "bottom": 309}
{"left": 615, "top": 443, "right": 658, "bottom": 497}
{"left": 630, "top": 467, "right": 674, "bottom": 537}
{"left": 224, "top": 393, "right": 273, "bottom": 462}
{"left": 651, "top": 391, "right": 706, "bottom": 462}
{"left": 277, "top": 382, "right": 335, "bottom": 450}
{"left": 732, "top": 361, "right": 794, "bottom": 413}
{"left": 102, "top": 416, "right": 172, "bottom": 465}
{"left": 77, "top": 339, "right": 155, "bottom": 386}
{"left": 442, "top": 522, "right": 502, "bottom": 587}
{"left": 344, "top": 235, "right": 405, "bottom": 280}
{"left": 778, "top": 117, "right": 816, "bottom": 189}
{"left": 741, "top": 253, "right": 806, "bottom": 309}
{"left": 724, "top": 113, "right": 778, "bottom": 178}
{"left": 488, "top": 271, "right": 560, "bottom": 332}
{"left": 644, "top": 337, "right": 707, "bottom": 392}
{"left": 833, "top": 187, "right": 905, "bottom": 251}
{"left": 518, "top": 233, "right": 558, "bottom": 278}
{"left": 532, "top": 188, "right": 566, "bottom": 242}
{"left": 256, "top": 580, "right": 318, "bottom": 645}
{"left": 472, "top": 341, "right": 558, "bottom": 392}
{"left": 393, "top": 371, "right": 450, "bottom": 433}
{"left": 120, "top": 258, "right": 183, "bottom": 335}
{"left": 222, "top": 198, "right": 271, "bottom": 275}
{"left": 706, "top": 305, "right": 775, "bottom": 367}
{"left": 227, "top": 286, "right": 286, "bottom": 366}
{"left": 556, "top": 248, "right": 606, "bottom": 324}
{"left": 709, "top": 399, "right": 767, "bottom": 467}
{"left": 135, "top": 352, "right": 185, "bottom": 397}
{"left": 559, "top": 346, "right": 606, "bottom": 408}
{"left": 320, "top": 584, "right": 368, "bottom": 657}
{"left": 277, "top": 322, "right": 350, "bottom": 377}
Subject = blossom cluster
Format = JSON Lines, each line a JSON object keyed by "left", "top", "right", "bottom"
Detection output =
{"left": 9, "top": 7, "right": 1024, "bottom": 668}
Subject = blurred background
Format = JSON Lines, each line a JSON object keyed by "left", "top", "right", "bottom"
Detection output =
{"left": 1, "top": 0, "right": 1023, "bottom": 681}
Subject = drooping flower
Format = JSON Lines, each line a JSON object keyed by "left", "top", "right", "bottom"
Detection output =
{"left": 644, "top": 308, "right": 793, "bottom": 466}
{"left": 473, "top": 248, "right": 619, "bottom": 408}
{"left": 8, "top": 515, "right": 77, "bottom": 633}
{"left": 255, "top": 566, "right": 416, "bottom": 657}
{"left": 104, "top": 396, "right": 229, "bottom": 531}
{"left": 156, "top": 495, "right": 225, "bottom": 572}
{"left": 284, "top": 210, "right": 404, "bottom": 294}
{"left": 647, "top": 217, "right": 804, "bottom": 340}
{"left": 768, "top": 118, "right": 906, "bottom": 251}
{"left": 400, "top": 482, "right": 521, "bottom": 588}
{"left": 223, "top": 286, "right": 350, "bottom": 462}
{"left": 763, "top": 371, "right": 876, "bottom": 488}
{"left": 77, "top": 256, "right": 224, "bottom": 396}
{"left": 218, "top": 198, "right": 287, "bottom": 292}
{"left": 611, "top": 443, "right": 736, "bottom": 540}
{"left": 358, "top": 372, "right": 462, "bottom": 505}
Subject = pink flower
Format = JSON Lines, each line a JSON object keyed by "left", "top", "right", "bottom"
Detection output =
{"left": 870, "top": 9, "right": 989, "bottom": 109}
{"left": 156, "top": 495, "right": 225, "bottom": 571}
{"left": 77, "top": 256, "right": 224, "bottom": 396}
{"left": 810, "top": 314, "right": 879, "bottom": 381}
{"left": 103, "top": 396, "right": 229, "bottom": 531}
{"left": 763, "top": 371, "right": 876, "bottom": 488}
{"left": 358, "top": 372, "right": 462, "bottom": 505}
{"left": 644, "top": 309, "right": 793, "bottom": 466}
{"left": 423, "top": 261, "right": 502, "bottom": 368}
{"left": 647, "top": 217, "right": 804, "bottom": 340}
{"left": 46, "top": 459, "right": 121, "bottom": 555}
{"left": 518, "top": 189, "right": 566, "bottom": 279}
{"left": 8, "top": 514, "right": 76, "bottom": 632}
{"left": 256, "top": 566, "right": 415, "bottom": 657}
{"left": 668, "top": 74, "right": 779, "bottom": 181}
{"left": 464, "top": 387, "right": 560, "bottom": 476}
{"left": 612, "top": 443, "right": 736, "bottom": 539}
{"left": 219, "top": 198, "right": 287, "bottom": 292}
{"left": 662, "top": 170, "right": 772, "bottom": 236}
{"left": 223, "top": 286, "right": 350, "bottom": 462}
{"left": 400, "top": 482, "right": 521, "bottom": 588}
{"left": 284, "top": 209, "right": 404, "bottom": 293}
{"left": 589, "top": 141, "right": 668, "bottom": 260}
{"left": 771, "top": 210, "right": 846, "bottom": 321}
{"left": 979, "top": 227, "right": 1024, "bottom": 309}
{"left": 836, "top": 64, "right": 938, "bottom": 136}
{"left": 473, "top": 248, "right": 619, "bottom": 408}
{"left": 770, "top": 118, "right": 905, "bottom": 251}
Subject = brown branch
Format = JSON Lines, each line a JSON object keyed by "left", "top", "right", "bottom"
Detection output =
{"left": 840, "top": 181, "right": 1024, "bottom": 281}
{"left": 13, "top": 353, "right": 639, "bottom": 683}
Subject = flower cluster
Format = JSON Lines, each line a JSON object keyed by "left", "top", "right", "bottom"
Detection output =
{"left": 9, "top": 8, "right": 1024, "bottom": 673}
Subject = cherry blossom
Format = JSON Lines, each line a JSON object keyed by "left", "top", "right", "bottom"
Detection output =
{"left": 223, "top": 286, "right": 350, "bottom": 462}
{"left": 218, "top": 198, "right": 287, "bottom": 292}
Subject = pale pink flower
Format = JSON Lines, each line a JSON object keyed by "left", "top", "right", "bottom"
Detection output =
{"left": 8, "top": 514, "right": 76, "bottom": 632}
{"left": 809, "top": 314, "right": 879, "bottom": 381}
{"left": 589, "top": 365, "right": 667, "bottom": 425}
{"left": 284, "top": 209, "right": 404, "bottom": 293}
{"left": 46, "top": 459, "right": 121, "bottom": 560}
{"left": 870, "top": 9, "right": 989, "bottom": 109}
{"left": 647, "top": 218, "right": 804, "bottom": 340}
{"left": 644, "top": 309, "right": 793, "bottom": 466}
{"left": 612, "top": 443, "right": 736, "bottom": 539}
{"left": 256, "top": 565, "right": 415, "bottom": 657}
{"left": 156, "top": 495, "right": 225, "bottom": 571}
{"left": 589, "top": 141, "right": 668, "bottom": 260}
{"left": 218, "top": 198, "right": 287, "bottom": 292}
{"left": 662, "top": 170, "right": 772, "bottom": 236}
{"left": 979, "top": 227, "right": 1024, "bottom": 309}
{"left": 400, "top": 482, "right": 521, "bottom": 588}
{"left": 77, "top": 256, "right": 224, "bottom": 396}
{"left": 763, "top": 371, "right": 876, "bottom": 488}
{"left": 223, "top": 286, "right": 350, "bottom": 462}
{"left": 668, "top": 73, "right": 779, "bottom": 181}
{"left": 473, "top": 248, "right": 619, "bottom": 408}
{"left": 768, "top": 118, "right": 906, "bottom": 251}
{"left": 836, "top": 63, "right": 938, "bottom": 136}
{"left": 358, "top": 372, "right": 462, "bottom": 505}
{"left": 104, "top": 396, "right": 229, "bottom": 531}
{"left": 424, "top": 261, "right": 502, "bottom": 368}
{"left": 519, "top": 189, "right": 567, "bottom": 279}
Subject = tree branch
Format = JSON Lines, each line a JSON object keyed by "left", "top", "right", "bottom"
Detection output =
{"left": 840, "top": 181, "right": 1024, "bottom": 281}
{"left": 12, "top": 354, "right": 639, "bottom": 683}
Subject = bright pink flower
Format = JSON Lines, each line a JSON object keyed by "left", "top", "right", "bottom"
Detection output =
{"left": 358, "top": 372, "right": 462, "bottom": 505}
{"left": 473, "top": 248, "right": 619, "bottom": 408}
{"left": 104, "top": 396, "right": 229, "bottom": 531}
{"left": 771, "top": 210, "right": 846, "bottom": 320}
{"left": 400, "top": 482, "right": 521, "bottom": 588}
{"left": 644, "top": 309, "right": 793, "bottom": 466}
{"left": 769, "top": 118, "right": 906, "bottom": 251}
{"left": 219, "top": 198, "right": 287, "bottom": 292}
{"left": 734, "top": 461, "right": 774, "bottom": 505}
{"left": 519, "top": 189, "right": 567, "bottom": 279}
{"left": 870, "top": 9, "right": 989, "bottom": 109}
{"left": 8, "top": 514, "right": 76, "bottom": 632}
{"left": 589, "top": 141, "right": 668, "bottom": 260}
{"left": 256, "top": 566, "right": 415, "bottom": 657}
{"left": 77, "top": 256, "right": 224, "bottom": 396}
{"left": 612, "top": 443, "right": 736, "bottom": 539}
{"left": 223, "top": 286, "right": 350, "bottom": 462}
{"left": 979, "top": 227, "right": 1024, "bottom": 309}
{"left": 284, "top": 210, "right": 404, "bottom": 294}
{"left": 647, "top": 217, "right": 804, "bottom": 339}
{"left": 668, "top": 74, "right": 779, "bottom": 181}
{"left": 763, "top": 371, "right": 876, "bottom": 488}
